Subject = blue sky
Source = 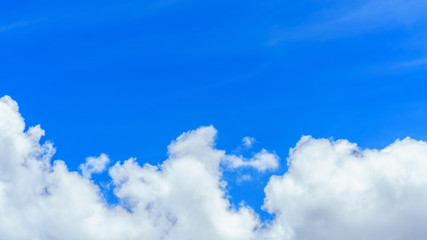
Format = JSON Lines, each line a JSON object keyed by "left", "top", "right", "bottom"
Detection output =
{"left": 2, "top": 0, "right": 427, "bottom": 223}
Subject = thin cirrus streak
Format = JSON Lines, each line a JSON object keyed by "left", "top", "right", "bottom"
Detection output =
{"left": 269, "top": 0, "right": 427, "bottom": 44}
{"left": 1, "top": 95, "right": 427, "bottom": 239}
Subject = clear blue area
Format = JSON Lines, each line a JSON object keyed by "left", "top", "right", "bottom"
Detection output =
{"left": 2, "top": 0, "right": 427, "bottom": 220}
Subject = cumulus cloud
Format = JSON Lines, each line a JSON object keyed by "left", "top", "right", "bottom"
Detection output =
{"left": 224, "top": 149, "right": 280, "bottom": 172}
{"left": 263, "top": 136, "right": 427, "bottom": 240}
{"left": 0, "top": 95, "right": 258, "bottom": 240}
{"left": 80, "top": 153, "right": 110, "bottom": 178}
{"left": 2, "top": 95, "right": 427, "bottom": 240}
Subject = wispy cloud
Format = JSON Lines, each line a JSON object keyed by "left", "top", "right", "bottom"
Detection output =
{"left": 333, "top": 0, "right": 427, "bottom": 28}
{"left": 241, "top": 136, "right": 256, "bottom": 148}
{"left": 270, "top": 0, "right": 427, "bottom": 42}
{"left": 394, "top": 57, "right": 427, "bottom": 68}
{"left": 0, "top": 19, "right": 44, "bottom": 33}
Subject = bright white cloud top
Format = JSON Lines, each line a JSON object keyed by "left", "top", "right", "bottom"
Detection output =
{"left": 80, "top": 153, "right": 110, "bottom": 179}
{"left": 1, "top": 95, "right": 427, "bottom": 239}
{"left": 224, "top": 149, "right": 279, "bottom": 172}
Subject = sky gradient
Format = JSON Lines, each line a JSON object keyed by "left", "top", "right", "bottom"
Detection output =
{"left": 2, "top": 0, "right": 427, "bottom": 239}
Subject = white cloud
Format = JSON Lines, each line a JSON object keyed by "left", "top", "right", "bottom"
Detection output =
{"left": 237, "top": 174, "right": 253, "bottom": 183}
{"left": 0, "top": 96, "right": 259, "bottom": 240}
{"left": 262, "top": 135, "right": 427, "bottom": 240}
{"left": 242, "top": 136, "right": 256, "bottom": 148}
{"left": 2, "top": 95, "right": 427, "bottom": 239}
{"left": 80, "top": 153, "right": 110, "bottom": 178}
{"left": 224, "top": 149, "right": 280, "bottom": 172}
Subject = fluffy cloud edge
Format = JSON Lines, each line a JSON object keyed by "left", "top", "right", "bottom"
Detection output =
{"left": 223, "top": 149, "right": 280, "bottom": 172}
{"left": 80, "top": 153, "right": 110, "bottom": 178}
{"left": 2, "top": 95, "right": 427, "bottom": 240}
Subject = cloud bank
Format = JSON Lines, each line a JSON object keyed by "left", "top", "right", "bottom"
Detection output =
{"left": 1, "top": 95, "right": 427, "bottom": 239}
